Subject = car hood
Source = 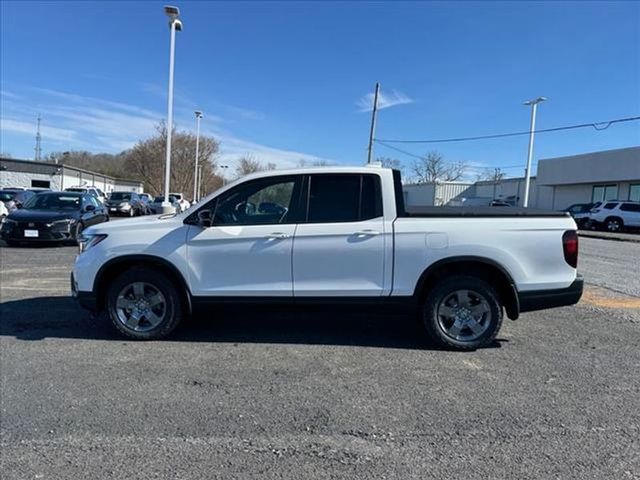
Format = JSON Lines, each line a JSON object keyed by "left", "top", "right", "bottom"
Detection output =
{"left": 8, "top": 209, "right": 79, "bottom": 222}
{"left": 85, "top": 213, "right": 185, "bottom": 235}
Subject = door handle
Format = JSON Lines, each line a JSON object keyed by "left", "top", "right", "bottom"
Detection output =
{"left": 355, "top": 229, "right": 380, "bottom": 236}
{"left": 266, "top": 232, "right": 290, "bottom": 240}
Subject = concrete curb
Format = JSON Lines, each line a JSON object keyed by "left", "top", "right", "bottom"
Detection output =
{"left": 578, "top": 230, "right": 640, "bottom": 243}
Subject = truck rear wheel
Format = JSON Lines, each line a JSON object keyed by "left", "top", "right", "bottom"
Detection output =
{"left": 422, "top": 275, "right": 503, "bottom": 350}
{"left": 106, "top": 267, "right": 184, "bottom": 340}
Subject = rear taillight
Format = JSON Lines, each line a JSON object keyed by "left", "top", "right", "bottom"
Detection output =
{"left": 562, "top": 230, "right": 578, "bottom": 268}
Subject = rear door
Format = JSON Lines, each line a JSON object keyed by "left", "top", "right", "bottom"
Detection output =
{"left": 620, "top": 203, "right": 640, "bottom": 227}
{"left": 292, "top": 173, "right": 388, "bottom": 297}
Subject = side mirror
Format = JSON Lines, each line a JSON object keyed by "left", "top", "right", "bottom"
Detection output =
{"left": 197, "top": 209, "right": 213, "bottom": 228}
{"left": 16, "top": 203, "right": 23, "bottom": 209}
{"left": 85, "top": 204, "right": 96, "bottom": 212}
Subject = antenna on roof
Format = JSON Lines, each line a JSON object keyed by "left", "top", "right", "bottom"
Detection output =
{"left": 34, "top": 114, "right": 42, "bottom": 162}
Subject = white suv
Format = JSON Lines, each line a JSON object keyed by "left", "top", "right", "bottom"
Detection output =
{"left": 588, "top": 201, "right": 640, "bottom": 232}
{"left": 65, "top": 186, "right": 106, "bottom": 203}
{"left": 169, "top": 192, "right": 190, "bottom": 212}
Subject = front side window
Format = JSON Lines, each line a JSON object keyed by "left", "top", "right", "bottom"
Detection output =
{"left": 212, "top": 176, "right": 299, "bottom": 226}
{"left": 604, "top": 202, "right": 618, "bottom": 210}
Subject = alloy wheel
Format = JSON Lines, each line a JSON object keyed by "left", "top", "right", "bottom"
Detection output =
{"left": 115, "top": 282, "right": 167, "bottom": 332}
{"left": 437, "top": 289, "right": 492, "bottom": 342}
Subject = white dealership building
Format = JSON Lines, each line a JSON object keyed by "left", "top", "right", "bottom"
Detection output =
{"left": 0, "top": 158, "right": 144, "bottom": 193}
{"left": 403, "top": 146, "right": 640, "bottom": 210}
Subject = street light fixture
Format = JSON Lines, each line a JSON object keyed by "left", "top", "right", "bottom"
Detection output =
{"left": 522, "top": 96, "right": 547, "bottom": 208}
{"left": 161, "top": 5, "right": 182, "bottom": 213}
{"left": 193, "top": 110, "right": 203, "bottom": 203}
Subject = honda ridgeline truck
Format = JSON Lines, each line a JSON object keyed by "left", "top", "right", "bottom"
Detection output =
{"left": 72, "top": 167, "right": 583, "bottom": 350}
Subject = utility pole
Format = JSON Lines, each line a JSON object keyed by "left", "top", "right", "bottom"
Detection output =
{"left": 523, "top": 96, "right": 547, "bottom": 208}
{"left": 34, "top": 114, "right": 42, "bottom": 162}
{"left": 366, "top": 82, "right": 380, "bottom": 164}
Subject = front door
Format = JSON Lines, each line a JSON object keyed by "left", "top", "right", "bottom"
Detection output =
{"left": 186, "top": 175, "right": 303, "bottom": 297}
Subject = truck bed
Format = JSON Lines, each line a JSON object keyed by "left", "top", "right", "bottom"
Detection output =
{"left": 403, "top": 206, "right": 570, "bottom": 218}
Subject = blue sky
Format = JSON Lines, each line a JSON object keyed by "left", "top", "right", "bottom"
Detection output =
{"left": 1, "top": 1, "right": 639, "bottom": 177}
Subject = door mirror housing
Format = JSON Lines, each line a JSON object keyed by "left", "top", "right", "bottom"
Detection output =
{"left": 197, "top": 209, "right": 213, "bottom": 228}
{"left": 85, "top": 204, "right": 96, "bottom": 212}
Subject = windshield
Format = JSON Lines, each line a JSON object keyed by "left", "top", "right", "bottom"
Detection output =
{"left": 23, "top": 193, "right": 82, "bottom": 211}
{"left": 0, "top": 192, "right": 17, "bottom": 202}
{"left": 153, "top": 196, "right": 177, "bottom": 203}
{"left": 110, "top": 192, "right": 132, "bottom": 201}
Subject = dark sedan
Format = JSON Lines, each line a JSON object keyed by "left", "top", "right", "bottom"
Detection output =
{"left": 105, "top": 191, "right": 145, "bottom": 216}
{"left": 0, "top": 192, "right": 109, "bottom": 245}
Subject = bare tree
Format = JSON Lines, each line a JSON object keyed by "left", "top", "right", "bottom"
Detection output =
{"left": 235, "top": 154, "right": 263, "bottom": 176}
{"left": 412, "top": 151, "right": 467, "bottom": 183}
{"left": 476, "top": 167, "right": 506, "bottom": 199}
{"left": 296, "top": 158, "right": 331, "bottom": 168}
{"left": 476, "top": 167, "right": 506, "bottom": 183}
{"left": 376, "top": 156, "right": 402, "bottom": 169}
{"left": 124, "top": 123, "right": 220, "bottom": 198}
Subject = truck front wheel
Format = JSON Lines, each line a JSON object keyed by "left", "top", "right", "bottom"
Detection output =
{"left": 422, "top": 275, "right": 503, "bottom": 350}
{"left": 106, "top": 267, "right": 184, "bottom": 340}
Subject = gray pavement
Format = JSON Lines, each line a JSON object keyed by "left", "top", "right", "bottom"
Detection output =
{"left": 580, "top": 237, "right": 640, "bottom": 297}
{"left": 1, "top": 239, "right": 639, "bottom": 479}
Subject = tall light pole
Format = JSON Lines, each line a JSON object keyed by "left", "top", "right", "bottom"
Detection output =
{"left": 219, "top": 164, "right": 229, "bottom": 185}
{"left": 193, "top": 110, "right": 203, "bottom": 202}
{"left": 366, "top": 82, "right": 380, "bottom": 164}
{"left": 522, "top": 96, "right": 547, "bottom": 208}
{"left": 161, "top": 5, "right": 183, "bottom": 213}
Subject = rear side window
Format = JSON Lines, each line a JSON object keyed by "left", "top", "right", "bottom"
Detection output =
{"left": 620, "top": 203, "right": 640, "bottom": 212}
{"left": 306, "top": 174, "right": 383, "bottom": 223}
{"left": 604, "top": 202, "right": 618, "bottom": 210}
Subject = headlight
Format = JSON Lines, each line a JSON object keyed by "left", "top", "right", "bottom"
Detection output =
{"left": 78, "top": 233, "right": 108, "bottom": 253}
{"left": 3, "top": 218, "right": 17, "bottom": 225}
{"left": 119, "top": 203, "right": 131, "bottom": 209}
{"left": 46, "top": 218, "right": 75, "bottom": 228}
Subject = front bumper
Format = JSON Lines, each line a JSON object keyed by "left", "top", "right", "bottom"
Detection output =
{"left": 1, "top": 223, "right": 75, "bottom": 242}
{"left": 71, "top": 272, "right": 98, "bottom": 312}
{"left": 518, "top": 275, "right": 584, "bottom": 313}
{"left": 106, "top": 204, "right": 131, "bottom": 214}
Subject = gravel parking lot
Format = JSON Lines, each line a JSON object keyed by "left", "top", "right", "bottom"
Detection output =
{"left": 1, "top": 237, "right": 639, "bottom": 479}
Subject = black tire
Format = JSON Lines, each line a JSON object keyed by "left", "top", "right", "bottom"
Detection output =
{"left": 421, "top": 275, "right": 503, "bottom": 350}
{"left": 604, "top": 217, "right": 623, "bottom": 233}
{"left": 577, "top": 218, "right": 588, "bottom": 230}
{"left": 106, "top": 267, "right": 184, "bottom": 340}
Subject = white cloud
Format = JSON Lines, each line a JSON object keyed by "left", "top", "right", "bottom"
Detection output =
{"left": 0, "top": 86, "right": 336, "bottom": 168}
{"left": 0, "top": 118, "right": 77, "bottom": 142}
{"left": 212, "top": 133, "right": 334, "bottom": 171}
{"left": 357, "top": 89, "right": 414, "bottom": 112}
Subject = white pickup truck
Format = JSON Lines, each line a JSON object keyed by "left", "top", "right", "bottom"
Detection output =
{"left": 72, "top": 166, "right": 583, "bottom": 349}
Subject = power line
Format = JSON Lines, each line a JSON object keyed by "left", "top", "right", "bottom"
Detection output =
{"left": 377, "top": 140, "right": 541, "bottom": 172}
{"left": 375, "top": 115, "right": 640, "bottom": 144}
